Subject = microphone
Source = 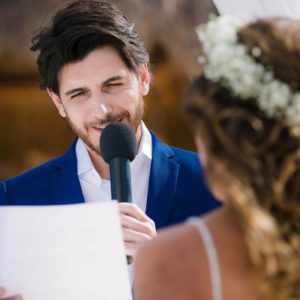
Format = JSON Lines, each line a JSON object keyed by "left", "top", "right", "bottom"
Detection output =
{"left": 100, "top": 123, "right": 137, "bottom": 264}
{"left": 100, "top": 123, "right": 137, "bottom": 202}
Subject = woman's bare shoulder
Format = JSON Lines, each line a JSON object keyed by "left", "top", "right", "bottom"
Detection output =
{"left": 136, "top": 222, "right": 204, "bottom": 266}
{"left": 134, "top": 223, "right": 211, "bottom": 300}
{"left": 134, "top": 208, "right": 261, "bottom": 300}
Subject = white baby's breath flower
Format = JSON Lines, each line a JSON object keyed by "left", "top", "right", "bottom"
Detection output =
{"left": 286, "top": 94, "right": 300, "bottom": 125}
{"left": 259, "top": 80, "right": 290, "bottom": 118}
{"left": 195, "top": 16, "right": 300, "bottom": 127}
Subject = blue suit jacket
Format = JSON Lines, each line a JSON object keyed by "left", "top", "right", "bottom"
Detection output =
{"left": 0, "top": 132, "right": 219, "bottom": 229}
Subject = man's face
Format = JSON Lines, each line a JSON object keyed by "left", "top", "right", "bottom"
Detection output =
{"left": 48, "top": 45, "right": 150, "bottom": 155}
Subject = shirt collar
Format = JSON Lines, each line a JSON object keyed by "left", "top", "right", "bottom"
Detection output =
{"left": 76, "top": 138, "right": 94, "bottom": 176}
{"left": 76, "top": 121, "right": 152, "bottom": 180}
{"left": 136, "top": 121, "right": 152, "bottom": 160}
{"left": 76, "top": 138, "right": 102, "bottom": 188}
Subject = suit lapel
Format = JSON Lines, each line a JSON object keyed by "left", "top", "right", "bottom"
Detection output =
{"left": 52, "top": 141, "right": 85, "bottom": 205}
{"left": 51, "top": 134, "right": 180, "bottom": 221}
{"left": 146, "top": 132, "right": 179, "bottom": 229}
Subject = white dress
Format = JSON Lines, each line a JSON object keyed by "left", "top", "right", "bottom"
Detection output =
{"left": 187, "top": 217, "right": 223, "bottom": 300}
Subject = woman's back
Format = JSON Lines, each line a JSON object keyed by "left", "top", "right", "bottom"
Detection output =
{"left": 135, "top": 207, "right": 261, "bottom": 300}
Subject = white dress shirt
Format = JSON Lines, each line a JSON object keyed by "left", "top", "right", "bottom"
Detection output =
{"left": 75, "top": 121, "right": 152, "bottom": 285}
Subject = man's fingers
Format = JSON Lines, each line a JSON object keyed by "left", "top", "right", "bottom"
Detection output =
{"left": 118, "top": 203, "right": 157, "bottom": 258}
{"left": 120, "top": 214, "right": 156, "bottom": 237}
{"left": 122, "top": 224, "right": 155, "bottom": 257}
{"left": 122, "top": 227, "right": 152, "bottom": 244}
{"left": 118, "top": 203, "right": 153, "bottom": 223}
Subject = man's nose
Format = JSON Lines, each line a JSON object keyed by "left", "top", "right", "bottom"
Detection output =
{"left": 99, "top": 103, "right": 109, "bottom": 114}
{"left": 91, "top": 93, "right": 112, "bottom": 116}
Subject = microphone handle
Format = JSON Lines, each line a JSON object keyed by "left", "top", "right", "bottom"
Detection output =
{"left": 109, "top": 157, "right": 133, "bottom": 264}
{"left": 109, "top": 157, "right": 132, "bottom": 203}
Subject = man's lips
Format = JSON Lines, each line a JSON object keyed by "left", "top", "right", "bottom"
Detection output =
{"left": 92, "top": 118, "right": 124, "bottom": 133}
{"left": 92, "top": 127, "right": 104, "bottom": 133}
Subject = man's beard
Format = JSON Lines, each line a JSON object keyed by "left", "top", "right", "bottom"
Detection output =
{"left": 65, "top": 100, "right": 145, "bottom": 156}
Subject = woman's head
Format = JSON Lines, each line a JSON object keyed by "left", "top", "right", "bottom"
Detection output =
{"left": 185, "top": 16, "right": 300, "bottom": 211}
{"left": 184, "top": 16, "right": 300, "bottom": 298}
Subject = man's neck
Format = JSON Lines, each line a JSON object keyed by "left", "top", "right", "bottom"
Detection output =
{"left": 86, "top": 123, "right": 143, "bottom": 180}
{"left": 87, "top": 150, "right": 110, "bottom": 179}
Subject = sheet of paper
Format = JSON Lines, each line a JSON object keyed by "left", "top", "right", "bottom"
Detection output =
{"left": 213, "top": 0, "right": 300, "bottom": 19}
{"left": 0, "top": 202, "right": 132, "bottom": 300}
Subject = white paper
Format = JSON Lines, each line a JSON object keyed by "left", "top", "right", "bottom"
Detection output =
{"left": 0, "top": 202, "right": 132, "bottom": 300}
{"left": 213, "top": 0, "right": 300, "bottom": 20}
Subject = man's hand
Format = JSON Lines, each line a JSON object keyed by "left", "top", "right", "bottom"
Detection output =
{"left": 0, "top": 288, "right": 22, "bottom": 300}
{"left": 118, "top": 203, "right": 157, "bottom": 259}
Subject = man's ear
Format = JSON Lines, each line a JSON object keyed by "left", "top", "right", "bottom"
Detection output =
{"left": 138, "top": 64, "right": 150, "bottom": 96}
{"left": 47, "top": 89, "right": 67, "bottom": 118}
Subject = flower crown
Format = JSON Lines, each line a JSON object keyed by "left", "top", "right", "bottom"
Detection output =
{"left": 195, "top": 16, "right": 300, "bottom": 127}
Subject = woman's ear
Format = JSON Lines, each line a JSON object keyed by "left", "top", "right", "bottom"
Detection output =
{"left": 47, "top": 89, "right": 67, "bottom": 118}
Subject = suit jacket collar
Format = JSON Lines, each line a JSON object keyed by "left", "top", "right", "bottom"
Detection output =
{"left": 53, "top": 140, "right": 85, "bottom": 205}
{"left": 146, "top": 131, "right": 180, "bottom": 229}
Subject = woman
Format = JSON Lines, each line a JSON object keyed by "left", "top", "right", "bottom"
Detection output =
{"left": 134, "top": 16, "right": 300, "bottom": 300}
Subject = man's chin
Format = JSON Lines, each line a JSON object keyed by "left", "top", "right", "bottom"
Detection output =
{"left": 79, "top": 136, "right": 102, "bottom": 156}
{"left": 87, "top": 144, "right": 102, "bottom": 156}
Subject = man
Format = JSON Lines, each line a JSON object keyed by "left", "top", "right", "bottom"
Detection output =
{"left": 0, "top": 0, "right": 219, "bottom": 298}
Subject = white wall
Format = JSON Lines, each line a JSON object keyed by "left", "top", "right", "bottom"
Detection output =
{"left": 213, "top": 0, "right": 300, "bottom": 19}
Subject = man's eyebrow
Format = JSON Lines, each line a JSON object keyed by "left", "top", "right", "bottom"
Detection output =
{"left": 103, "top": 75, "right": 123, "bottom": 85}
{"left": 64, "top": 87, "right": 86, "bottom": 96}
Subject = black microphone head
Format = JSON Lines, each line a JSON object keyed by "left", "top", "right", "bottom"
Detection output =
{"left": 100, "top": 123, "right": 137, "bottom": 163}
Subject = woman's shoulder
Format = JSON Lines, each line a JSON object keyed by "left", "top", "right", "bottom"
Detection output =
{"left": 135, "top": 222, "right": 199, "bottom": 274}
{"left": 136, "top": 221, "right": 206, "bottom": 265}
{"left": 134, "top": 208, "right": 261, "bottom": 300}
{"left": 134, "top": 222, "right": 212, "bottom": 300}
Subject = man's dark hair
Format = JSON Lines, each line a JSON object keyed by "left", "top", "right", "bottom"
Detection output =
{"left": 31, "top": 0, "right": 150, "bottom": 95}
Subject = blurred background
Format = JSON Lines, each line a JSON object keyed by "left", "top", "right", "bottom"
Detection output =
{"left": 0, "top": 0, "right": 218, "bottom": 179}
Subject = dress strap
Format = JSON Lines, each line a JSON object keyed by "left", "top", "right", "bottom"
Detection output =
{"left": 187, "top": 217, "right": 222, "bottom": 300}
